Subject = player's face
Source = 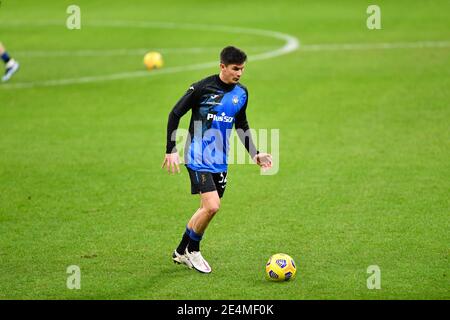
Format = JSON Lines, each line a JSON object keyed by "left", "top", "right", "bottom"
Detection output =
{"left": 220, "top": 63, "right": 245, "bottom": 84}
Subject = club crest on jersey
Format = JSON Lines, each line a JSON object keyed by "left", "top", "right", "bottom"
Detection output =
{"left": 232, "top": 95, "right": 239, "bottom": 105}
{"left": 207, "top": 112, "right": 234, "bottom": 123}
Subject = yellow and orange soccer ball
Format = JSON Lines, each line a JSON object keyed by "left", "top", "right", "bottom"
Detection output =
{"left": 143, "top": 51, "right": 163, "bottom": 70}
{"left": 265, "top": 253, "right": 297, "bottom": 282}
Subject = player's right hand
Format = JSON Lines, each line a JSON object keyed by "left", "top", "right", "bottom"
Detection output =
{"left": 162, "top": 152, "right": 181, "bottom": 174}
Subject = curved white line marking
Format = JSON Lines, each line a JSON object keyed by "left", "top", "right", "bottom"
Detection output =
{"left": 15, "top": 46, "right": 279, "bottom": 57}
{"left": 0, "top": 21, "right": 299, "bottom": 89}
{"left": 16, "top": 40, "right": 450, "bottom": 58}
{"left": 2, "top": 20, "right": 447, "bottom": 90}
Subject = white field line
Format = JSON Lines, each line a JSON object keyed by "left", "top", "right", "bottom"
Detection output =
{"left": 0, "top": 20, "right": 299, "bottom": 89}
{"left": 300, "top": 41, "right": 450, "bottom": 51}
{"left": 14, "top": 40, "right": 450, "bottom": 58}
{"left": 15, "top": 46, "right": 280, "bottom": 57}
{"left": 1, "top": 21, "right": 449, "bottom": 89}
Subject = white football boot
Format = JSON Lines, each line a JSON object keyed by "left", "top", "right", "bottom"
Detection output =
{"left": 172, "top": 250, "right": 193, "bottom": 269}
{"left": 2, "top": 59, "right": 20, "bottom": 82}
{"left": 184, "top": 249, "right": 212, "bottom": 274}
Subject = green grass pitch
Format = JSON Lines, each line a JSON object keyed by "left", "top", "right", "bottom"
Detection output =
{"left": 0, "top": 0, "right": 449, "bottom": 299}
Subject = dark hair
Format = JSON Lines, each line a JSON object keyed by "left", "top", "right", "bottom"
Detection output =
{"left": 220, "top": 46, "right": 247, "bottom": 65}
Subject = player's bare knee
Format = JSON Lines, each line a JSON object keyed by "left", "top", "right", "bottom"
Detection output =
{"left": 205, "top": 203, "right": 220, "bottom": 217}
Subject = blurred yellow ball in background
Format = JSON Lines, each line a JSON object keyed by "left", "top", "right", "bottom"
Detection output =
{"left": 143, "top": 51, "right": 163, "bottom": 70}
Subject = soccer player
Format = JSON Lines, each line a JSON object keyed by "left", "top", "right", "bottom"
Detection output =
{"left": 0, "top": 42, "right": 20, "bottom": 82}
{"left": 162, "top": 46, "right": 273, "bottom": 273}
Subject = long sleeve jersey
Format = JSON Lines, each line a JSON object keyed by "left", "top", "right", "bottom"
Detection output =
{"left": 166, "top": 74, "right": 258, "bottom": 173}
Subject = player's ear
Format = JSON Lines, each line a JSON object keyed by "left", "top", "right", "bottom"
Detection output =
{"left": 219, "top": 63, "right": 226, "bottom": 71}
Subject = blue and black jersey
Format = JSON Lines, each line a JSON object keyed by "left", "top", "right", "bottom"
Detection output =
{"left": 166, "top": 74, "right": 258, "bottom": 173}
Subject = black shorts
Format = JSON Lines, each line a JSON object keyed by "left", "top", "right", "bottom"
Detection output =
{"left": 187, "top": 167, "right": 228, "bottom": 198}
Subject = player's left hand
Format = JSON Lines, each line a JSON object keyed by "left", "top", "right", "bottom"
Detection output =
{"left": 253, "top": 153, "right": 272, "bottom": 171}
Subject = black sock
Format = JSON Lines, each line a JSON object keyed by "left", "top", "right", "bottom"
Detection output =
{"left": 176, "top": 227, "right": 191, "bottom": 255}
{"left": 187, "top": 228, "right": 203, "bottom": 252}
{"left": 187, "top": 239, "right": 200, "bottom": 252}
